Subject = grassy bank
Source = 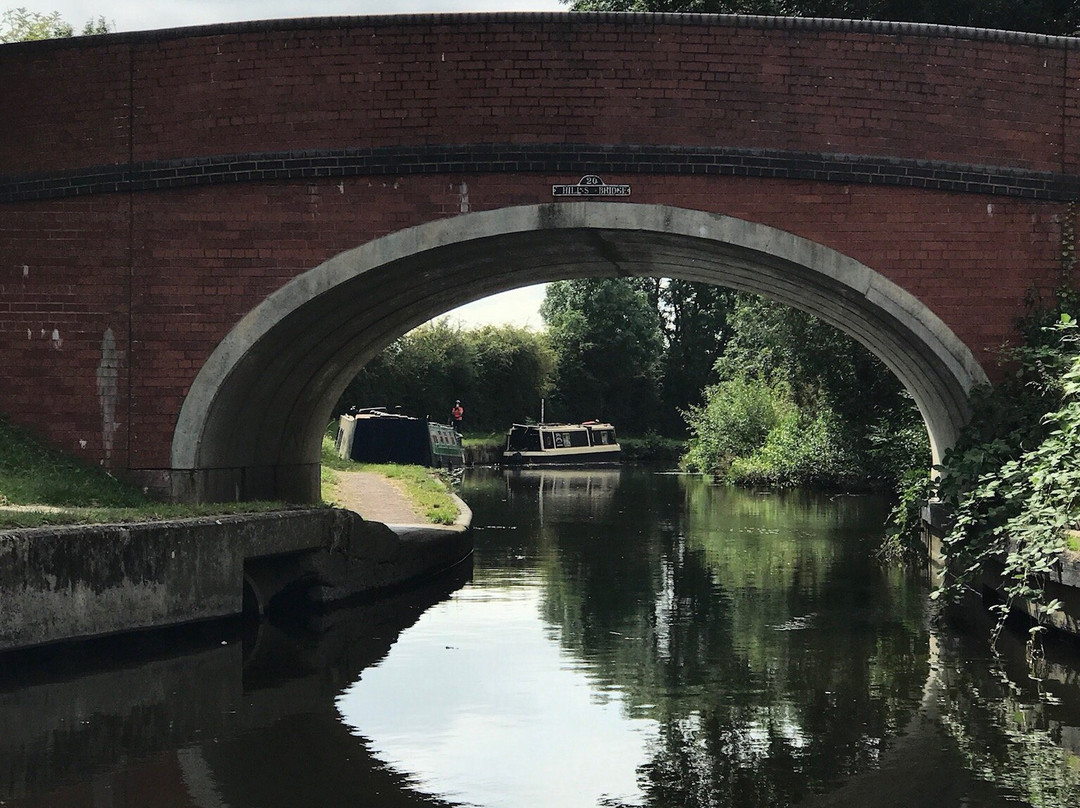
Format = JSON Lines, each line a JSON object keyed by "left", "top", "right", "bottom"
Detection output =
{"left": 1, "top": 418, "right": 460, "bottom": 530}
{"left": 0, "top": 417, "right": 288, "bottom": 529}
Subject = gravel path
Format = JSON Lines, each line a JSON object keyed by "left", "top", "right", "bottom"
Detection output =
{"left": 333, "top": 470, "right": 426, "bottom": 524}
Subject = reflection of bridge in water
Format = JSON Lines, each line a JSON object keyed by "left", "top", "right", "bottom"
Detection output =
{"left": 4, "top": 470, "right": 1080, "bottom": 806}
{"left": 3, "top": 566, "right": 1079, "bottom": 807}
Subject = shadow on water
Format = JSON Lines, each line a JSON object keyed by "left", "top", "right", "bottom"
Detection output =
{"left": 0, "top": 561, "right": 473, "bottom": 807}
{"left": 1, "top": 468, "right": 1079, "bottom": 807}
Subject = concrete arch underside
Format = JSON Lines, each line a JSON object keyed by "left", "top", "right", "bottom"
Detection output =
{"left": 171, "top": 203, "right": 988, "bottom": 503}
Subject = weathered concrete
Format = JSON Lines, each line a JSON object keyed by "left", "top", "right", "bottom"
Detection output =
{"left": 923, "top": 513, "right": 1080, "bottom": 637}
{"left": 0, "top": 503, "right": 472, "bottom": 652}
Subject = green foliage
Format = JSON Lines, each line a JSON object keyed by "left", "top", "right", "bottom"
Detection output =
{"left": 684, "top": 294, "right": 929, "bottom": 490}
{"left": 541, "top": 278, "right": 665, "bottom": 433}
{"left": 682, "top": 377, "right": 791, "bottom": 474}
{"left": 934, "top": 311, "right": 1080, "bottom": 651}
{"left": 729, "top": 403, "right": 860, "bottom": 489}
{"left": 565, "top": 0, "right": 1080, "bottom": 36}
{"left": 466, "top": 324, "right": 556, "bottom": 430}
{"left": 878, "top": 469, "right": 934, "bottom": 562}
{"left": 655, "top": 280, "right": 736, "bottom": 435}
{"left": 618, "top": 432, "right": 686, "bottom": 463}
{"left": 1, "top": 7, "right": 72, "bottom": 40}
{"left": 0, "top": 7, "right": 113, "bottom": 42}
{"left": 338, "top": 320, "right": 554, "bottom": 433}
{"left": 80, "top": 15, "right": 110, "bottom": 35}
{"left": 717, "top": 296, "right": 916, "bottom": 444}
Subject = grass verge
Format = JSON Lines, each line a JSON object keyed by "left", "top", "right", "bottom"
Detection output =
{"left": 0, "top": 416, "right": 150, "bottom": 509}
{"left": 0, "top": 501, "right": 293, "bottom": 530}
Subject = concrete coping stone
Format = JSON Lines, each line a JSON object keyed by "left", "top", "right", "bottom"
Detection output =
{"left": 0, "top": 507, "right": 329, "bottom": 540}
{"left": 2, "top": 12, "right": 1076, "bottom": 52}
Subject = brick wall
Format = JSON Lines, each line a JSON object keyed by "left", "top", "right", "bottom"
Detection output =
{"left": 0, "top": 14, "right": 1076, "bottom": 476}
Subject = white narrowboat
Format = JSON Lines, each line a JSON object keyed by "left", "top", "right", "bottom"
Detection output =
{"left": 502, "top": 421, "right": 620, "bottom": 466}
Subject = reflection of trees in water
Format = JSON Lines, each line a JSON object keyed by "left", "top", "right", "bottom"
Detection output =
{"left": 515, "top": 471, "right": 931, "bottom": 807}
{"left": 934, "top": 608, "right": 1080, "bottom": 807}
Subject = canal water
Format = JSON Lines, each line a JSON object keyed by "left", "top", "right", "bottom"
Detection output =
{"left": 2, "top": 467, "right": 1079, "bottom": 807}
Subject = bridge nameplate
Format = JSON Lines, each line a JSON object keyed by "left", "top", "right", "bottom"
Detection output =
{"left": 553, "top": 175, "right": 630, "bottom": 197}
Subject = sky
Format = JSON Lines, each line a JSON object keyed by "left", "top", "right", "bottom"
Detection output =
{"left": 33, "top": 0, "right": 566, "bottom": 34}
{"left": 25, "top": 0, "right": 563, "bottom": 328}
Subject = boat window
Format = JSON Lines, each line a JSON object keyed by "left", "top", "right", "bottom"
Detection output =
{"left": 592, "top": 429, "right": 615, "bottom": 446}
{"left": 542, "top": 431, "right": 554, "bottom": 449}
{"left": 553, "top": 430, "right": 590, "bottom": 448}
{"left": 507, "top": 427, "right": 542, "bottom": 452}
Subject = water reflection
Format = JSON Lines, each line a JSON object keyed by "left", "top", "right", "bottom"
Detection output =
{"left": 2, "top": 468, "right": 1079, "bottom": 807}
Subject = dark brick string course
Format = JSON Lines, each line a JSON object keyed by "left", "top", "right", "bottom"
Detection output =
{"left": 2, "top": 145, "right": 1078, "bottom": 203}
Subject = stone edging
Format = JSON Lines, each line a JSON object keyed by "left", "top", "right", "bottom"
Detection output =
{"left": 1, "top": 13, "right": 1076, "bottom": 52}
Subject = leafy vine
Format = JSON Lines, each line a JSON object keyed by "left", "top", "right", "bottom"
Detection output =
{"left": 933, "top": 314, "right": 1080, "bottom": 659}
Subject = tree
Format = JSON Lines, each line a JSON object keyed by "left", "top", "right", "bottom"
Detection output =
{"left": 656, "top": 280, "right": 736, "bottom": 435}
{"left": 337, "top": 321, "right": 555, "bottom": 434}
{"left": 1, "top": 7, "right": 113, "bottom": 43}
{"left": 541, "top": 278, "right": 665, "bottom": 434}
{"left": 464, "top": 325, "right": 556, "bottom": 429}
{"left": 688, "top": 293, "right": 929, "bottom": 488}
{"left": 338, "top": 320, "right": 476, "bottom": 426}
{"left": 565, "top": 0, "right": 1080, "bottom": 36}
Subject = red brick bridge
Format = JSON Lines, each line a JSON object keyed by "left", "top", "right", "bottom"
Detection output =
{"left": 1, "top": 13, "right": 1078, "bottom": 502}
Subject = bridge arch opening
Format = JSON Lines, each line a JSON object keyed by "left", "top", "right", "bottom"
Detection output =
{"left": 171, "top": 203, "right": 987, "bottom": 503}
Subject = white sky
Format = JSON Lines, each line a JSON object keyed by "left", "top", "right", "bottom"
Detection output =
{"left": 446, "top": 285, "right": 549, "bottom": 330}
{"left": 22, "top": 0, "right": 561, "bottom": 328}
{"left": 31, "top": 0, "right": 565, "bottom": 33}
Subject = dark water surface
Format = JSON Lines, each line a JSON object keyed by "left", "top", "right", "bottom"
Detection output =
{"left": 3, "top": 467, "right": 1080, "bottom": 807}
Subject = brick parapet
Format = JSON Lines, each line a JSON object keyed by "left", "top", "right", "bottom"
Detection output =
{"left": 2, "top": 14, "right": 1077, "bottom": 50}
{"left": 2, "top": 15, "right": 1077, "bottom": 176}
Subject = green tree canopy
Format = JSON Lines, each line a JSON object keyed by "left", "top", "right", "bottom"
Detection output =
{"left": 655, "top": 279, "right": 735, "bottom": 434}
{"left": 1, "top": 7, "right": 112, "bottom": 42}
{"left": 686, "top": 293, "right": 929, "bottom": 488}
{"left": 541, "top": 278, "right": 665, "bottom": 433}
{"left": 565, "top": 0, "right": 1080, "bottom": 36}
{"left": 337, "top": 320, "right": 554, "bottom": 434}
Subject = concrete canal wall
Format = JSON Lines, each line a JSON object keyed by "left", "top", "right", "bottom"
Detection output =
{"left": 0, "top": 506, "right": 472, "bottom": 652}
{"left": 924, "top": 508, "right": 1080, "bottom": 636}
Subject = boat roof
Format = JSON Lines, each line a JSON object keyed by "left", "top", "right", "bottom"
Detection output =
{"left": 508, "top": 422, "right": 616, "bottom": 430}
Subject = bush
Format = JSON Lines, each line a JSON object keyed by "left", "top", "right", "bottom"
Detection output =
{"left": 682, "top": 378, "right": 792, "bottom": 474}
{"left": 729, "top": 406, "right": 860, "bottom": 489}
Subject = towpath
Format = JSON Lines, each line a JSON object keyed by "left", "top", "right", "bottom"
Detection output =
{"left": 333, "top": 471, "right": 426, "bottom": 524}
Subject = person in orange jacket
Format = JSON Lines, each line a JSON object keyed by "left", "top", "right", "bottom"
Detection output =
{"left": 450, "top": 400, "right": 464, "bottom": 433}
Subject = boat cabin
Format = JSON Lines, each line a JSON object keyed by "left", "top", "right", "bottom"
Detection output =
{"left": 336, "top": 408, "right": 464, "bottom": 469}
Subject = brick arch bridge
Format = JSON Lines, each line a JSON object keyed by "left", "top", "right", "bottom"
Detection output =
{"left": 1, "top": 13, "right": 1078, "bottom": 502}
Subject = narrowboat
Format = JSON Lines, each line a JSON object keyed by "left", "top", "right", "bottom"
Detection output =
{"left": 336, "top": 408, "right": 464, "bottom": 469}
{"left": 502, "top": 421, "right": 620, "bottom": 466}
